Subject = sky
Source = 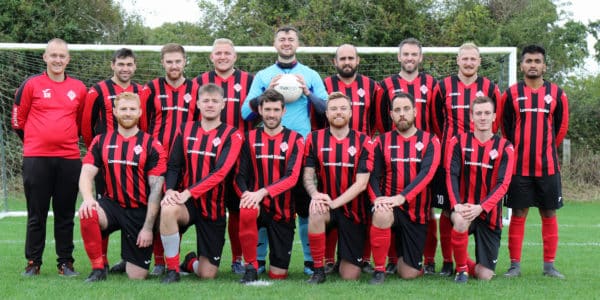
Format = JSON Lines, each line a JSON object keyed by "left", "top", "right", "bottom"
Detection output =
{"left": 117, "top": 0, "right": 598, "bottom": 73}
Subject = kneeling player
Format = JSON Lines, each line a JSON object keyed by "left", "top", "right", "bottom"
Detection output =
{"left": 304, "top": 92, "right": 374, "bottom": 284}
{"left": 79, "top": 92, "right": 166, "bottom": 282}
{"left": 235, "top": 89, "right": 305, "bottom": 283}
{"left": 368, "top": 93, "right": 440, "bottom": 284}
{"left": 446, "top": 96, "right": 514, "bottom": 283}
{"left": 159, "top": 84, "right": 243, "bottom": 283}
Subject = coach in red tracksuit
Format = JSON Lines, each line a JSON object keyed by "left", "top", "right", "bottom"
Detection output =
{"left": 12, "top": 38, "right": 87, "bottom": 277}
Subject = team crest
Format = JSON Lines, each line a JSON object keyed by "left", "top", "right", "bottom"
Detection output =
{"left": 544, "top": 94, "right": 553, "bottom": 104}
{"left": 476, "top": 90, "right": 485, "bottom": 97}
{"left": 42, "top": 89, "right": 52, "bottom": 98}
{"left": 347, "top": 146, "right": 357, "bottom": 157}
{"left": 67, "top": 90, "right": 76, "bottom": 101}
{"left": 184, "top": 93, "right": 192, "bottom": 103}
{"left": 213, "top": 137, "right": 222, "bottom": 147}
{"left": 357, "top": 88, "right": 365, "bottom": 98}
{"left": 234, "top": 83, "right": 242, "bottom": 92}
{"left": 420, "top": 85, "right": 428, "bottom": 94}
{"left": 134, "top": 144, "right": 143, "bottom": 155}
{"left": 280, "top": 142, "right": 289, "bottom": 152}
{"left": 489, "top": 149, "right": 498, "bottom": 160}
{"left": 415, "top": 141, "right": 424, "bottom": 151}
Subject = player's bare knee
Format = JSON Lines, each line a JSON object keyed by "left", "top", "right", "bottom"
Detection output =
{"left": 339, "top": 260, "right": 361, "bottom": 280}
{"left": 372, "top": 211, "right": 393, "bottom": 228}
{"left": 475, "top": 265, "right": 495, "bottom": 280}
{"left": 398, "top": 258, "right": 421, "bottom": 279}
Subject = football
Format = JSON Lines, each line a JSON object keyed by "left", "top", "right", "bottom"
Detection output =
{"left": 274, "top": 74, "right": 303, "bottom": 103}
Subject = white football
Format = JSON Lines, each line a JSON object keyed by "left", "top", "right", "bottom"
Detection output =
{"left": 274, "top": 74, "right": 303, "bottom": 103}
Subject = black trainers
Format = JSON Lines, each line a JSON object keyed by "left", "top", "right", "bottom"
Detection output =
{"left": 180, "top": 252, "right": 198, "bottom": 274}
{"left": 150, "top": 264, "right": 166, "bottom": 276}
{"left": 58, "top": 262, "right": 79, "bottom": 277}
{"left": 22, "top": 261, "right": 40, "bottom": 277}
{"left": 543, "top": 266, "right": 565, "bottom": 279}
{"left": 85, "top": 268, "right": 107, "bottom": 283}
{"left": 240, "top": 264, "right": 258, "bottom": 284}
{"left": 385, "top": 262, "right": 397, "bottom": 275}
{"left": 454, "top": 271, "right": 468, "bottom": 283}
{"left": 231, "top": 261, "right": 245, "bottom": 275}
{"left": 361, "top": 261, "right": 375, "bottom": 274}
{"left": 306, "top": 267, "right": 326, "bottom": 284}
{"left": 439, "top": 262, "right": 454, "bottom": 276}
{"left": 504, "top": 263, "right": 521, "bottom": 278}
{"left": 369, "top": 271, "right": 385, "bottom": 285}
{"left": 424, "top": 263, "right": 436, "bottom": 275}
{"left": 161, "top": 269, "right": 180, "bottom": 284}
{"left": 109, "top": 260, "right": 126, "bottom": 273}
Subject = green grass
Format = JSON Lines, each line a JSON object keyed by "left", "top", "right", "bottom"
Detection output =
{"left": 1, "top": 200, "right": 598, "bottom": 299}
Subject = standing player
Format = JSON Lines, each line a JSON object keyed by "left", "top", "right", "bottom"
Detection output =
{"left": 78, "top": 92, "right": 166, "bottom": 282}
{"left": 323, "top": 43, "right": 382, "bottom": 273}
{"left": 196, "top": 38, "right": 254, "bottom": 274}
{"left": 159, "top": 84, "right": 244, "bottom": 283}
{"left": 235, "top": 89, "right": 304, "bottom": 283}
{"left": 501, "top": 45, "right": 569, "bottom": 279}
{"left": 303, "top": 92, "right": 374, "bottom": 284}
{"left": 13, "top": 38, "right": 87, "bottom": 277}
{"left": 241, "top": 25, "right": 328, "bottom": 275}
{"left": 368, "top": 92, "right": 440, "bottom": 284}
{"left": 446, "top": 96, "right": 514, "bottom": 283}
{"left": 80, "top": 48, "right": 145, "bottom": 273}
{"left": 377, "top": 38, "right": 438, "bottom": 275}
{"left": 431, "top": 42, "right": 502, "bottom": 276}
{"left": 144, "top": 43, "right": 200, "bottom": 275}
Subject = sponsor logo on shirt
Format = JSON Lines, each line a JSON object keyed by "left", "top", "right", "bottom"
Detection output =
{"left": 42, "top": 89, "right": 52, "bottom": 98}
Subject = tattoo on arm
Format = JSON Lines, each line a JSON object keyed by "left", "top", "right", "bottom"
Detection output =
{"left": 303, "top": 167, "right": 318, "bottom": 197}
{"left": 143, "top": 175, "right": 165, "bottom": 231}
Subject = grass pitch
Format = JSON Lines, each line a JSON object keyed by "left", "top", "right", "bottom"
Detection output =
{"left": 0, "top": 201, "right": 598, "bottom": 299}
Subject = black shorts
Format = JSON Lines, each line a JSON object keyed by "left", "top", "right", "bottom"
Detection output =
{"left": 469, "top": 218, "right": 501, "bottom": 271}
{"left": 326, "top": 209, "right": 366, "bottom": 267}
{"left": 294, "top": 179, "right": 311, "bottom": 218}
{"left": 391, "top": 208, "right": 427, "bottom": 270}
{"left": 431, "top": 168, "right": 450, "bottom": 210}
{"left": 181, "top": 201, "right": 226, "bottom": 267}
{"left": 99, "top": 197, "right": 152, "bottom": 270}
{"left": 258, "top": 211, "right": 295, "bottom": 270}
{"left": 505, "top": 174, "right": 563, "bottom": 210}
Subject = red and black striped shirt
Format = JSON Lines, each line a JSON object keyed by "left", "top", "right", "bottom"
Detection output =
{"left": 81, "top": 79, "right": 145, "bottom": 147}
{"left": 196, "top": 69, "right": 254, "bottom": 132}
{"left": 378, "top": 72, "right": 437, "bottom": 133}
{"left": 432, "top": 75, "right": 501, "bottom": 142}
{"left": 500, "top": 81, "right": 569, "bottom": 176}
{"left": 446, "top": 133, "right": 514, "bottom": 230}
{"left": 304, "top": 129, "right": 375, "bottom": 224}
{"left": 166, "top": 122, "right": 244, "bottom": 220}
{"left": 235, "top": 128, "right": 304, "bottom": 223}
{"left": 368, "top": 130, "right": 441, "bottom": 224}
{"left": 323, "top": 74, "right": 382, "bottom": 136}
{"left": 144, "top": 78, "right": 200, "bottom": 155}
{"left": 83, "top": 130, "right": 167, "bottom": 209}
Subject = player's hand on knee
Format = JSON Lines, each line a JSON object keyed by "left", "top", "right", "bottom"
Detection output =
{"left": 136, "top": 228, "right": 153, "bottom": 248}
{"left": 78, "top": 198, "right": 97, "bottom": 219}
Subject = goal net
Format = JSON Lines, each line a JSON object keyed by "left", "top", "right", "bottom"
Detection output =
{"left": 0, "top": 43, "right": 516, "bottom": 213}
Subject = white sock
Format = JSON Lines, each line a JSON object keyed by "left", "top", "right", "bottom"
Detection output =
{"left": 161, "top": 233, "right": 180, "bottom": 258}
{"left": 192, "top": 260, "right": 199, "bottom": 273}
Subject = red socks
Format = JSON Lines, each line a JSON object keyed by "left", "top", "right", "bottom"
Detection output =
{"left": 439, "top": 213, "right": 453, "bottom": 263}
{"left": 542, "top": 215, "right": 558, "bottom": 263}
{"left": 308, "top": 232, "right": 326, "bottom": 268}
{"left": 508, "top": 215, "right": 526, "bottom": 263}
{"left": 165, "top": 254, "right": 180, "bottom": 272}
{"left": 268, "top": 270, "right": 288, "bottom": 279}
{"left": 80, "top": 210, "right": 104, "bottom": 270}
{"left": 228, "top": 211, "right": 243, "bottom": 263}
{"left": 239, "top": 208, "right": 259, "bottom": 269}
{"left": 423, "top": 218, "right": 438, "bottom": 264}
{"left": 370, "top": 226, "right": 391, "bottom": 272}
{"left": 153, "top": 231, "right": 165, "bottom": 266}
{"left": 325, "top": 229, "right": 338, "bottom": 265}
{"left": 101, "top": 236, "right": 109, "bottom": 266}
{"left": 451, "top": 228, "right": 469, "bottom": 273}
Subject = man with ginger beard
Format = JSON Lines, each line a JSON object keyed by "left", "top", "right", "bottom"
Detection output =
{"left": 78, "top": 92, "right": 166, "bottom": 282}
{"left": 367, "top": 92, "right": 440, "bottom": 284}
{"left": 322, "top": 44, "right": 383, "bottom": 274}
{"left": 304, "top": 92, "right": 374, "bottom": 284}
